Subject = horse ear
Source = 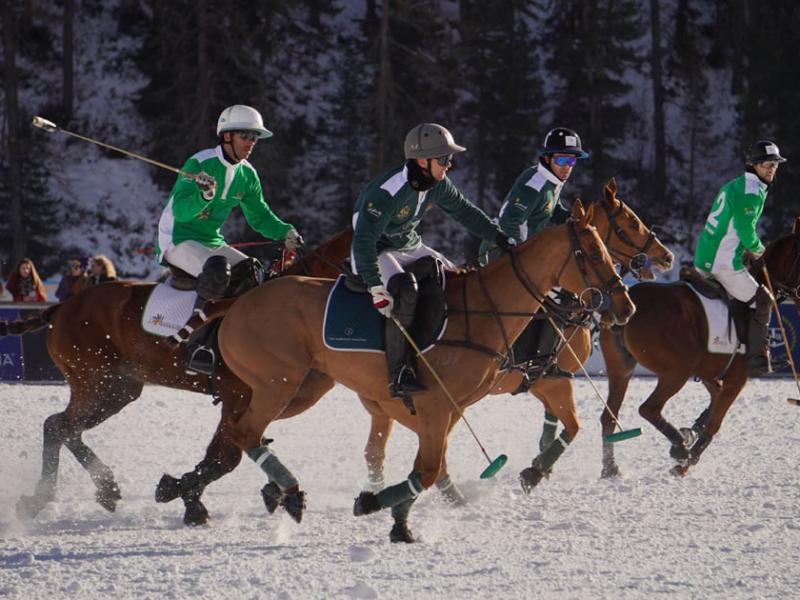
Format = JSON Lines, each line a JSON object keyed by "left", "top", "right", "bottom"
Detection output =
{"left": 603, "top": 177, "right": 618, "bottom": 206}
{"left": 571, "top": 198, "right": 586, "bottom": 222}
{"left": 794, "top": 217, "right": 800, "bottom": 235}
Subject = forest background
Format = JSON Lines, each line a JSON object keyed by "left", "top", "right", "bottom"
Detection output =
{"left": 1, "top": 0, "right": 798, "bottom": 279}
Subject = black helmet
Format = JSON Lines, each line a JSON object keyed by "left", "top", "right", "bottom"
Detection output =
{"left": 541, "top": 127, "right": 588, "bottom": 159}
{"left": 746, "top": 139, "right": 787, "bottom": 164}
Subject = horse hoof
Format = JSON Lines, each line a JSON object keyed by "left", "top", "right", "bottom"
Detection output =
{"left": 281, "top": 489, "right": 306, "bottom": 524}
{"left": 95, "top": 481, "right": 122, "bottom": 512}
{"left": 155, "top": 474, "right": 181, "bottom": 503}
{"left": 600, "top": 465, "right": 622, "bottom": 479}
{"left": 670, "top": 464, "right": 689, "bottom": 478}
{"left": 183, "top": 501, "right": 210, "bottom": 526}
{"left": 389, "top": 522, "right": 415, "bottom": 543}
{"left": 16, "top": 494, "right": 47, "bottom": 520}
{"left": 353, "top": 491, "right": 381, "bottom": 516}
{"left": 260, "top": 482, "right": 282, "bottom": 514}
{"left": 519, "top": 466, "right": 544, "bottom": 495}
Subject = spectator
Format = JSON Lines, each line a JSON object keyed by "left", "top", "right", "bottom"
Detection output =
{"left": 6, "top": 258, "right": 47, "bottom": 302}
{"left": 87, "top": 255, "right": 117, "bottom": 286}
{"left": 55, "top": 259, "right": 89, "bottom": 301}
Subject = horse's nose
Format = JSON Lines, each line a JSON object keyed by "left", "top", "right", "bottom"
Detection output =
{"left": 616, "top": 301, "right": 636, "bottom": 326}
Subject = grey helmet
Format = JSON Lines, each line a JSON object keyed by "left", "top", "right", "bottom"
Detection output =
{"left": 746, "top": 139, "right": 787, "bottom": 164}
{"left": 216, "top": 105, "right": 273, "bottom": 139}
{"left": 541, "top": 127, "right": 588, "bottom": 158}
{"left": 404, "top": 123, "right": 466, "bottom": 160}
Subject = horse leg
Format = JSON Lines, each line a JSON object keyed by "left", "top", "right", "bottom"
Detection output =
{"left": 230, "top": 368, "right": 324, "bottom": 524}
{"left": 359, "top": 395, "right": 394, "bottom": 491}
{"left": 17, "top": 378, "right": 143, "bottom": 519}
{"left": 354, "top": 408, "right": 453, "bottom": 543}
{"left": 598, "top": 327, "right": 637, "bottom": 478}
{"left": 521, "top": 380, "right": 578, "bottom": 494}
{"left": 672, "top": 376, "right": 746, "bottom": 477}
{"left": 637, "top": 374, "right": 691, "bottom": 464}
{"left": 155, "top": 406, "right": 245, "bottom": 526}
{"left": 433, "top": 417, "right": 466, "bottom": 506}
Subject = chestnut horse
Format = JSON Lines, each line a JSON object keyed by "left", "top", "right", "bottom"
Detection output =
{"left": 598, "top": 218, "right": 800, "bottom": 478}
{"left": 198, "top": 200, "right": 634, "bottom": 542}
{"left": 5, "top": 230, "right": 351, "bottom": 523}
{"left": 358, "top": 180, "right": 674, "bottom": 499}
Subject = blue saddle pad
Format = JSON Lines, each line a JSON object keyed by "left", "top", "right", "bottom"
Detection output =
{"left": 323, "top": 276, "right": 385, "bottom": 352}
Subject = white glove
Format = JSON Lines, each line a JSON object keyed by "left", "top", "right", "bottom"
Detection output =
{"left": 369, "top": 286, "right": 394, "bottom": 317}
{"left": 194, "top": 172, "right": 216, "bottom": 201}
{"left": 284, "top": 228, "right": 304, "bottom": 250}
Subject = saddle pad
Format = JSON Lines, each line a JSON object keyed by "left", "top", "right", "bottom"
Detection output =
{"left": 142, "top": 282, "right": 197, "bottom": 337}
{"left": 322, "top": 275, "right": 446, "bottom": 353}
{"left": 684, "top": 283, "right": 744, "bottom": 355}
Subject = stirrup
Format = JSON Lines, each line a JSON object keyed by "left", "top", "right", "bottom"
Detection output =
{"left": 186, "top": 346, "right": 215, "bottom": 375}
{"left": 390, "top": 366, "right": 427, "bottom": 396}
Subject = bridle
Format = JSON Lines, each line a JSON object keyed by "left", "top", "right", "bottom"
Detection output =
{"left": 599, "top": 199, "right": 661, "bottom": 280}
{"left": 439, "top": 219, "right": 628, "bottom": 361}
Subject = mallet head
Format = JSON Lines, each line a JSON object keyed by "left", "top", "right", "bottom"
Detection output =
{"left": 32, "top": 116, "right": 58, "bottom": 132}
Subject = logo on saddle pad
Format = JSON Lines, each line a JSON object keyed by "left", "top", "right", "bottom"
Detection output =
{"left": 149, "top": 313, "right": 184, "bottom": 331}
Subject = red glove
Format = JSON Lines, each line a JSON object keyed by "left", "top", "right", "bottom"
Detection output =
{"left": 369, "top": 286, "right": 394, "bottom": 317}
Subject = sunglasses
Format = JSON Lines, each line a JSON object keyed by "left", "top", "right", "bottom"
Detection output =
{"left": 552, "top": 155, "right": 578, "bottom": 167}
{"left": 235, "top": 131, "right": 260, "bottom": 142}
{"left": 760, "top": 160, "right": 779, "bottom": 168}
{"left": 434, "top": 154, "right": 453, "bottom": 167}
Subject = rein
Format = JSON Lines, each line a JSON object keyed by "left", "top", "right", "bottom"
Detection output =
{"left": 438, "top": 220, "right": 625, "bottom": 361}
{"left": 600, "top": 199, "right": 659, "bottom": 280}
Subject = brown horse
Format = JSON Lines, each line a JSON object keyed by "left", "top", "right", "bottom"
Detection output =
{"left": 5, "top": 230, "right": 352, "bottom": 524}
{"left": 357, "top": 179, "right": 674, "bottom": 499}
{"left": 598, "top": 218, "right": 800, "bottom": 478}
{"left": 198, "top": 200, "right": 634, "bottom": 542}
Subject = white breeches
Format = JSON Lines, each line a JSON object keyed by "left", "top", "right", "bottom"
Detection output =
{"left": 163, "top": 240, "right": 249, "bottom": 277}
{"left": 353, "top": 243, "right": 456, "bottom": 287}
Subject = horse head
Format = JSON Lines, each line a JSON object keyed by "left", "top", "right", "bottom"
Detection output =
{"left": 565, "top": 200, "right": 635, "bottom": 326}
{"left": 762, "top": 217, "right": 800, "bottom": 311}
{"left": 595, "top": 177, "right": 674, "bottom": 281}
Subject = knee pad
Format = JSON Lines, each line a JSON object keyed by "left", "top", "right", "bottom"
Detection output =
{"left": 196, "top": 255, "right": 231, "bottom": 300}
{"left": 387, "top": 272, "right": 418, "bottom": 306}
{"left": 228, "top": 257, "right": 265, "bottom": 296}
{"left": 410, "top": 256, "right": 444, "bottom": 287}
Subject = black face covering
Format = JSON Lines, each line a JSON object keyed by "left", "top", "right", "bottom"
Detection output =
{"left": 406, "top": 159, "right": 437, "bottom": 191}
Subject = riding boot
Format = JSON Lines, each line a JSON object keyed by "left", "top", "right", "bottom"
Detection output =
{"left": 745, "top": 286, "right": 772, "bottom": 376}
{"left": 184, "top": 255, "right": 230, "bottom": 375}
{"left": 386, "top": 272, "right": 427, "bottom": 397}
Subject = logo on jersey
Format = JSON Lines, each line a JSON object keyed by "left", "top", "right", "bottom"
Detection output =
{"left": 366, "top": 202, "right": 382, "bottom": 218}
{"left": 397, "top": 205, "right": 411, "bottom": 218}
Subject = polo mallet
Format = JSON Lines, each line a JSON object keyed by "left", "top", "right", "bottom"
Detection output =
{"left": 31, "top": 116, "right": 204, "bottom": 183}
{"left": 391, "top": 317, "right": 508, "bottom": 479}
{"left": 761, "top": 266, "right": 800, "bottom": 405}
{"left": 539, "top": 304, "right": 642, "bottom": 443}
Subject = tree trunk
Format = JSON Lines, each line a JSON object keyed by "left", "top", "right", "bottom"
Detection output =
{"left": 375, "top": 0, "right": 392, "bottom": 171}
{"left": 195, "top": 0, "right": 210, "bottom": 148}
{"left": 62, "top": 0, "right": 74, "bottom": 121}
{"left": 649, "top": 0, "right": 666, "bottom": 207}
{"left": 3, "top": 1, "right": 26, "bottom": 262}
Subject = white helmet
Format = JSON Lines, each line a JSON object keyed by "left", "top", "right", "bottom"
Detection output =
{"left": 216, "top": 105, "right": 273, "bottom": 139}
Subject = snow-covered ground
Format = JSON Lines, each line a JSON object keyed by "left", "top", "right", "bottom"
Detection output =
{"left": 1, "top": 378, "right": 799, "bottom": 599}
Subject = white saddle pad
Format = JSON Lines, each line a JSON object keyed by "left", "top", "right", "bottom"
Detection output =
{"left": 142, "top": 282, "right": 197, "bottom": 337}
{"left": 684, "top": 283, "right": 744, "bottom": 355}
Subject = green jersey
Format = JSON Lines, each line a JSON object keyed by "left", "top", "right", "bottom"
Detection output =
{"left": 156, "top": 146, "right": 292, "bottom": 263}
{"left": 693, "top": 172, "right": 766, "bottom": 273}
{"left": 478, "top": 163, "right": 568, "bottom": 265}
{"left": 351, "top": 163, "right": 502, "bottom": 288}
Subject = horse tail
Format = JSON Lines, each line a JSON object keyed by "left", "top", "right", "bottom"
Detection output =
{"left": 0, "top": 304, "right": 62, "bottom": 338}
{"left": 166, "top": 297, "right": 237, "bottom": 349}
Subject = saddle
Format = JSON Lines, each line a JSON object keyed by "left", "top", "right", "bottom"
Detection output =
{"left": 342, "top": 257, "right": 447, "bottom": 349}
{"left": 679, "top": 266, "right": 749, "bottom": 343}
